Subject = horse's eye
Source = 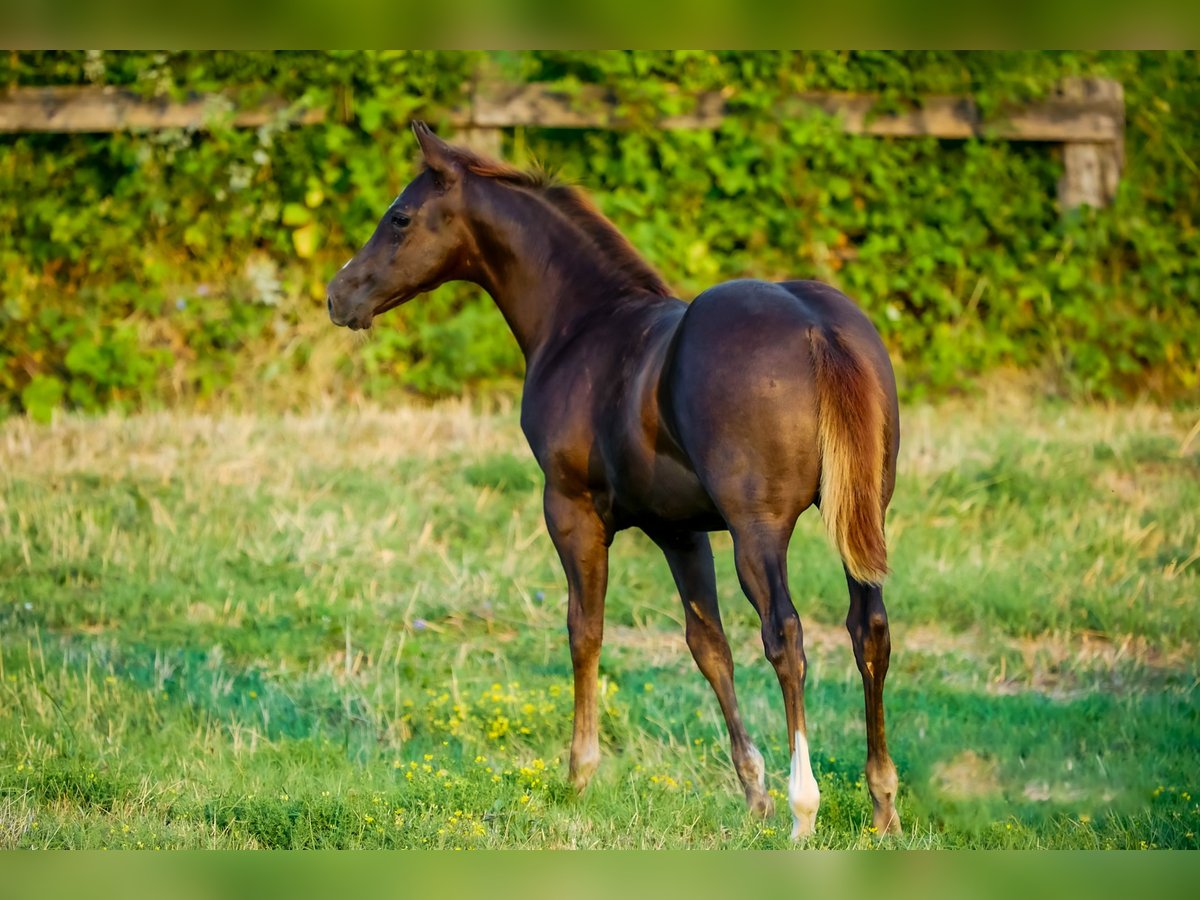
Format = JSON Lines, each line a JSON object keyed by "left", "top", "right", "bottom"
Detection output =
{"left": 391, "top": 212, "right": 411, "bottom": 229}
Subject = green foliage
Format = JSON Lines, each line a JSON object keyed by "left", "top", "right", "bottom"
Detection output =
{"left": 2, "top": 51, "right": 1198, "bottom": 418}
{"left": 19, "top": 375, "right": 63, "bottom": 424}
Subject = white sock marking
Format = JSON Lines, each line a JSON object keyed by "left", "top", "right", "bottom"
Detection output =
{"left": 789, "top": 729, "right": 821, "bottom": 838}
{"left": 745, "top": 744, "right": 766, "bottom": 793}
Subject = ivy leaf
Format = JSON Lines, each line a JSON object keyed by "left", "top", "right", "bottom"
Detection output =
{"left": 21, "top": 375, "right": 64, "bottom": 424}
{"left": 65, "top": 340, "right": 105, "bottom": 379}
{"left": 358, "top": 98, "right": 385, "bottom": 133}
{"left": 282, "top": 203, "right": 312, "bottom": 227}
{"left": 292, "top": 223, "right": 319, "bottom": 259}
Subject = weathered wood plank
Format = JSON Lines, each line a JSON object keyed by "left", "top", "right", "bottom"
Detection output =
{"left": 459, "top": 84, "right": 731, "bottom": 130}
{"left": 0, "top": 86, "right": 326, "bottom": 132}
{"left": 786, "top": 89, "right": 1123, "bottom": 142}
{"left": 1, "top": 80, "right": 1124, "bottom": 144}
{"left": 465, "top": 81, "right": 1123, "bottom": 142}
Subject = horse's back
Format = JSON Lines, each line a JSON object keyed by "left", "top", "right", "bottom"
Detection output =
{"left": 683, "top": 278, "right": 884, "bottom": 352}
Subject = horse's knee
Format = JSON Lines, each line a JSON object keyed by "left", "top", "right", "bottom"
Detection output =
{"left": 568, "top": 616, "right": 602, "bottom": 662}
{"left": 686, "top": 620, "right": 732, "bottom": 675}
{"left": 684, "top": 612, "right": 717, "bottom": 649}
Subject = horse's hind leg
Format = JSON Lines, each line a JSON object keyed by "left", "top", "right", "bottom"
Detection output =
{"left": 730, "top": 521, "right": 821, "bottom": 839}
{"left": 650, "top": 528, "right": 772, "bottom": 818}
{"left": 845, "top": 571, "right": 901, "bottom": 834}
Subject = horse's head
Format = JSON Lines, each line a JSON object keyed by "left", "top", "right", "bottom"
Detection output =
{"left": 327, "top": 122, "right": 473, "bottom": 330}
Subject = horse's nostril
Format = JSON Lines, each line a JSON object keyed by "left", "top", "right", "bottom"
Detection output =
{"left": 327, "top": 296, "right": 333, "bottom": 315}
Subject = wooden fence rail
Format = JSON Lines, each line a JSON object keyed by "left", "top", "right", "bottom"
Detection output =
{"left": 0, "top": 78, "right": 1125, "bottom": 209}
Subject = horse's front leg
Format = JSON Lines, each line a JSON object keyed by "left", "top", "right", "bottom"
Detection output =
{"left": 544, "top": 487, "right": 611, "bottom": 793}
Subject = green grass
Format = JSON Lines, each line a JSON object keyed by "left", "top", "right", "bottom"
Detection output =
{"left": 1, "top": 389, "right": 1198, "bottom": 848}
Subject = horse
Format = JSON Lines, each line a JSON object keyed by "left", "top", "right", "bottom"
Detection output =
{"left": 327, "top": 122, "right": 902, "bottom": 839}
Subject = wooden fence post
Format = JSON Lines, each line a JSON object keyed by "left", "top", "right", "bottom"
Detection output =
{"left": 1056, "top": 77, "right": 1125, "bottom": 210}
{"left": 453, "top": 125, "right": 502, "bottom": 159}
{"left": 452, "top": 62, "right": 503, "bottom": 159}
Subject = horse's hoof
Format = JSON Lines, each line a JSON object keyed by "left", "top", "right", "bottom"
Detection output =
{"left": 873, "top": 807, "right": 903, "bottom": 836}
{"left": 747, "top": 792, "right": 774, "bottom": 819}
{"left": 790, "top": 813, "right": 817, "bottom": 840}
{"left": 568, "top": 753, "right": 599, "bottom": 794}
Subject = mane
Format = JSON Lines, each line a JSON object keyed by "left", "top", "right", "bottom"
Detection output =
{"left": 440, "top": 143, "right": 673, "bottom": 298}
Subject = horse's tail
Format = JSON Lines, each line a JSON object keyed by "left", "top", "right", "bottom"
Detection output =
{"left": 808, "top": 326, "right": 889, "bottom": 585}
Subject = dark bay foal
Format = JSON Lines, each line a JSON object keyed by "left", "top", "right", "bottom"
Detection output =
{"left": 327, "top": 122, "right": 901, "bottom": 838}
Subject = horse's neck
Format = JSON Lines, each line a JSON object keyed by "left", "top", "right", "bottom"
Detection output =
{"left": 467, "top": 185, "right": 622, "bottom": 362}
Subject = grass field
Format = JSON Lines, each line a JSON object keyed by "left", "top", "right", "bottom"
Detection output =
{"left": 1, "top": 386, "right": 1198, "bottom": 849}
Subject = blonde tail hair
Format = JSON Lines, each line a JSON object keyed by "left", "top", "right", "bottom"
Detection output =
{"left": 808, "top": 327, "right": 889, "bottom": 585}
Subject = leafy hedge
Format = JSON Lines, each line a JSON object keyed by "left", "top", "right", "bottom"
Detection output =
{"left": 2, "top": 51, "right": 1198, "bottom": 419}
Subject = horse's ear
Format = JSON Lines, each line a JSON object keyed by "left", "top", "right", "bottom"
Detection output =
{"left": 412, "top": 121, "right": 461, "bottom": 187}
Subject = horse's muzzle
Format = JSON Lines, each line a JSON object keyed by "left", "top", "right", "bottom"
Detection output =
{"left": 329, "top": 302, "right": 371, "bottom": 331}
{"left": 327, "top": 294, "right": 351, "bottom": 328}
{"left": 327, "top": 286, "right": 372, "bottom": 330}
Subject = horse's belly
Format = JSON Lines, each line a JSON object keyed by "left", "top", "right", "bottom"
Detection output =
{"left": 608, "top": 446, "right": 725, "bottom": 532}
